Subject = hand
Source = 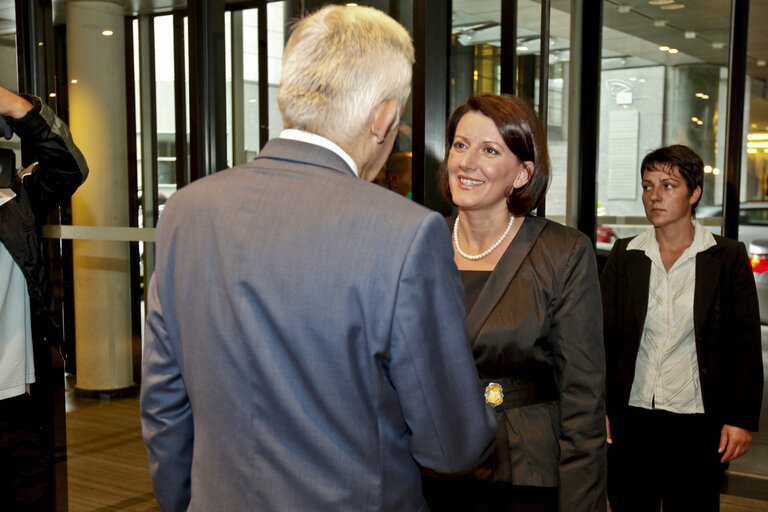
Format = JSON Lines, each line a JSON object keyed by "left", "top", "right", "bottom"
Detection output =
{"left": 606, "top": 416, "right": 612, "bottom": 444}
{"left": 0, "top": 85, "right": 33, "bottom": 120}
{"left": 718, "top": 424, "right": 752, "bottom": 463}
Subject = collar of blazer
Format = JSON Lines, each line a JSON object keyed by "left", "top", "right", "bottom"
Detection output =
{"left": 464, "top": 215, "right": 548, "bottom": 342}
{"left": 624, "top": 239, "right": 723, "bottom": 339}
{"left": 254, "top": 138, "right": 357, "bottom": 178}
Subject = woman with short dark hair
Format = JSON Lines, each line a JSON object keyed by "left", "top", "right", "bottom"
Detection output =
{"left": 423, "top": 94, "right": 607, "bottom": 511}
{"left": 601, "top": 144, "right": 762, "bottom": 511}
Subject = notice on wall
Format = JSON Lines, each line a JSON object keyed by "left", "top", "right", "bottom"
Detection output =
{"left": 607, "top": 109, "right": 640, "bottom": 200}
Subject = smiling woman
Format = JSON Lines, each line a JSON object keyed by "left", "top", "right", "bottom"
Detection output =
{"left": 424, "top": 94, "right": 607, "bottom": 512}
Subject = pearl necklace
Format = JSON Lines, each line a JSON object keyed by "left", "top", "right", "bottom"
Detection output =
{"left": 453, "top": 213, "right": 515, "bottom": 260}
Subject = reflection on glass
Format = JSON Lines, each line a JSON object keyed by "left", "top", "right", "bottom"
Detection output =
{"left": 596, "top": 0, "right": 732, "bottom": 249}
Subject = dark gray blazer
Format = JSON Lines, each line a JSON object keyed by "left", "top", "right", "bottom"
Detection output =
{"left": 465, "top": 215, "right": 607, "bottom": 512}
{"left": 601, "top": 234, "right": 763, "bottom": 432}
{"left": 140, "top": 138, "right": 496, "bottom": 512}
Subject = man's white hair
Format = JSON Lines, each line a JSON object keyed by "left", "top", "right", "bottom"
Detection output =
{"left": 277, "top": 5, "right": 414, "bottom": 146}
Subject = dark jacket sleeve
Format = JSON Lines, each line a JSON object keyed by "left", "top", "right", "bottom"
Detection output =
{"left": 721, "top": 241, "right": 763, "bottom": 431}
{"left": 6, "top": 95, "right": 89, "bottom": 218}
{"left": 551, "top": 234, "right": 607, "bottom": 512}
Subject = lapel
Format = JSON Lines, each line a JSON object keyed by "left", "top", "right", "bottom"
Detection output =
{"left": 624, "top": 248, "right": 652, "bottom": 331}
{"left": 465, "top": 216, "right": 547, "bottom": 342}
{"left": 694, "top": 248, "right": 721, "bottom": 338}
{"left": 253, "top": 138, "right": 357, "bottom": 178}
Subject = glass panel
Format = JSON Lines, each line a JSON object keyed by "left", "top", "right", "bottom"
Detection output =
{"left": 450, "top": 1, "right": 570, "bottom": 220}
{"left": 243, "top": 7, "right": 260, "bottom": 159}
{"left": 155, "top": 15, "right": 177, "bottom": 206}
{"left": 596, "top": 0, "right": 732, "bottom": 250}
{"left": 267, "top": 1, "right": 286, "bottom": 139}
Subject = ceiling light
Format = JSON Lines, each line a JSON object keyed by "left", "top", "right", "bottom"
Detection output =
{"left": 102, "top": 30, "right": 114, "bottom": 36}
{"left": 691, "top": 117, "right": 700, "bottom": 123}
{"left": 639, "top": 78, "right": 646, "bottom": 83}
{"left": 48, "top": 92, "right": 56, "bottom": 98}
{"left": 758, "top": 60, "right": 767, "bottom": 67}
{"left": 618, "top": 5, "right": 631, "bottom": 13}
{"left": 747, "top": 148, "right": 758, "bottom": 154}
{"left": 654, "top": 19, "right": 668, "bottom": 27}
{"left": 704, "top": 165, "right": 713, "bottom": 173}
{"left": 517, "top": 45, "right": 528, "bottom": 51}
{"left": 70, "top": 79, "right": 78, "bottom": 84}
{"left": 685, "top": 31, "right": 696, "bottom": 39}
{"left": 659, "top": 45, "right": 670, "bottom": 51}
{"left": 668, "top": 48, "right": 679, "bottom": 54}
{"left": 649, "top": 0, "right": 674, "bottom": 4}
{"left": 661, "top": 3, "right": 685, "bottom": 9}
{"left": 629, "top": 77, "right": 637, "bottom": 81}
{"left": 712, "top": 42, "right": 725, "bottom": 49}
{"left": 712, "top": 168, "right": 720, "bottom": 175}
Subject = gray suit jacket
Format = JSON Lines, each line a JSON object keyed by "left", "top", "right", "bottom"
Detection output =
{"left": 140, "top": 138, "right": 496, "bottom": 512}
{"left": 465, "top": 216, "right": 607, "bottom": 512}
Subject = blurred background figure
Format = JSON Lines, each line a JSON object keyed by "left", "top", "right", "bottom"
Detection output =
{"left": 386, "top": 150, "right": 412, "bottom": 198}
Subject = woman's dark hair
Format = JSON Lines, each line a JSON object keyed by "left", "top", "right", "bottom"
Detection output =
{"left": 640, "top": 144, "right": 704, "bottom": 215}
{"left": 438, "top": 94, "right": 550, "bottom": 216}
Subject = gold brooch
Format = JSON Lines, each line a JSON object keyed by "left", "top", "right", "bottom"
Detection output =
{"left": 484, "top": 382, "right": 503, "bottom": 407}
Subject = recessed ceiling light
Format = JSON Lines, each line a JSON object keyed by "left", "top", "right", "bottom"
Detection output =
{"left": 659, "top": 45, "right": 670, "bottom": 51}
{"left": 758, "top": 60, "right": 767, "bottom": 67}
{"left": 685, "top": 31, "right": 696, "bottom": 39}
{"left": 654, "top": 19, "right": 668, "bottom": 27}
{"left": 668, "top": 48, "right": 679, "bottom": 54}
{"left": 704, "top": 165, "right": 713, "bottom": 173}
{"left": 712, "top": 168, "right": 720, "bottom": 175}
{"left": 649, "top": 0, "right": 674, "bottom": 4}
{"left": 102, "top": 30, "right": 114, "bottom": 36}
{"left": 661, "top": 3, "right": 686, "bottom": 9}
{"left": 48, "top": 92, "right": 56, "bottom": 98}
{"left": 517, "top": 45, "right": 529, "bottom": 51}
{"left": 712, "top": 42, "right": 725, "bottom": 49}
{"left": 618, "top": 5, "right": 631, "bottom": 13}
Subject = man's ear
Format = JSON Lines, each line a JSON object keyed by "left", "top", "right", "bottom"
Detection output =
{"left": 371, "top": 99, "right": 398, "bottom": 144}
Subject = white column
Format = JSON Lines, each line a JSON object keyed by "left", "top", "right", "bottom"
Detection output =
{"left": 66, "top": 0, "right": 133, "bottom": 391}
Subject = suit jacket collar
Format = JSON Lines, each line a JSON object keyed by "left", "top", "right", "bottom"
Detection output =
{"left": 465, "top": 215, "right": 548, "bottom": 342}
{"left": 254, "top": 138, "right": 357, "bottom": 178}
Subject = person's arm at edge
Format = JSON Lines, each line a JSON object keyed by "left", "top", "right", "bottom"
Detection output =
{"left": 388, "top": 210, "right": 496, "bottom": 473}
{"left": 552, "top": 235, "right": 607, "bottom": 512}
{"left": 2, "top": 89, "right": 88, "bottom": 215}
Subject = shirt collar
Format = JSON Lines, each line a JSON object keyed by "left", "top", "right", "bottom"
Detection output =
{"left": 627, "top": 220, "right": 716, "bottom": 269}
{"left": 279, "top": 129, "right": 359, "bottom": 177}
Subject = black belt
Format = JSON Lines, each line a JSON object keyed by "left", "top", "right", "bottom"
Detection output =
{"left": 480, "top": 373, "right": 558, "bottom": 410}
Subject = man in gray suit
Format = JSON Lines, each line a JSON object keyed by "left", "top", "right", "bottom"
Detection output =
{"left": 140, "top": 5, "right": 496, "bottom": 511}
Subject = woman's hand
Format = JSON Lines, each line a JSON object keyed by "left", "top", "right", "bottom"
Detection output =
{"left": 718, "top": 425, "right": 752, "bottom": 462}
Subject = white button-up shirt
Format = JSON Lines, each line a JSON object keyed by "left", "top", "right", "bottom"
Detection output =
{"left": 627, "top": 221, "right": 716, "bottom": 414}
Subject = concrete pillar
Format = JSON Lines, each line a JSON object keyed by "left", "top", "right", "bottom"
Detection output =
{"left": 66, "top": 0, "right": 133, "bottom": 392}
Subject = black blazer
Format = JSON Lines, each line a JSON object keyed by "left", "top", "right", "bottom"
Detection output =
{"left": 601, "top": 233, "right": 763, "bottom": 431}
{"left": 462, "top": 215, "right": 607, "bottom": 512}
